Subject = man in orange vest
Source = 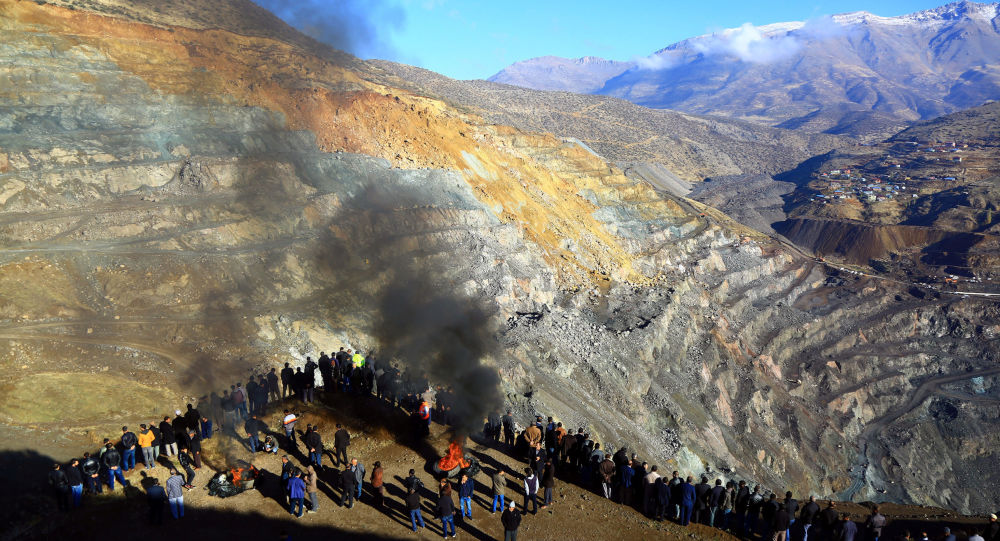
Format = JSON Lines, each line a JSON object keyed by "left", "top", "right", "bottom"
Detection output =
{"left": 419, "top": 400, "right": 432, "bottom": 426}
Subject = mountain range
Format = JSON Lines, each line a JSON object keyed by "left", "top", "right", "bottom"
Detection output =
{"left": 490, "top": 1, "right": 1000, "bottom": 141}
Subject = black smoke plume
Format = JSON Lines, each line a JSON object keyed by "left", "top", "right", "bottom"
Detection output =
{"left": 322, "top": 183, "right": 504, "bottom": 436}
{"left": 253, "top": 0, "right": 405, "bottom": 59}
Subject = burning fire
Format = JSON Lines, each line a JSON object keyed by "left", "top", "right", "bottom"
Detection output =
{"left": 230, "top": 465, "right": 259, "bottom": 487}
{"left": 437, "top": 440, "right": 470, "bottom": 472}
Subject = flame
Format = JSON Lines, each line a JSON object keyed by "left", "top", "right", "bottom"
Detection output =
{"left": 229, "top": 465, "right": 259, "bottom": 485}
{"left": 438, "top": 440, "right": 470, "bottom": 472}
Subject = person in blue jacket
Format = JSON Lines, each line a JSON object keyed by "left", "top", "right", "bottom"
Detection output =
{"left": 680, "top": 475, "right": 697, "bottom": 526}
{"left": 287, "top": 470, "right": 306, "bottom": 518}
{"left": 459, "top": 473, "right": 475, "bottom": 518}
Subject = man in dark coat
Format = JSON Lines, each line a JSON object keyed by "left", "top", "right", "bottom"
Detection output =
{"left": 709, "top": 479, "right": 725, "bottom": 527}
{"left": 304, "top": 425, "right": 324, "bottom": 468}
{"left": 693, "top": 476, "right": 712, "bottom": 524}
{"left": 501, "top": 501, "right": 522, "bottom": 541}
{"left": 773, "top": 503, "right": 792, "bottom": 541}
{"left": 800, "top": 495, "right": 821, "bottom": 541}
{"left": 819, "top": 501, "right": 840, "bottom": 541}
{"left": 245, "top": 415, "right": 263, "bottom": 453}
{"left": 762, "top": 493, "right": 780, "bottom": 539}
{"left": 339, "top": 466, "right": 356, "bottom": 508}
{"left": 267, "top": 368, "right": 280, "bottom": 401}
{"left": 838, "top": 514, "right": 858, "bottom": 541}
{"left": 102, "top": 443, "right": 128, "bottom": 490}
{"left": 81, "top": 452, "right": 101, "bottom": 494}
{"left": 65, "top": 459, "right": 84, "bottom": 508}
{"left": 184, "top": 429, "right": 202, "bottom": 469}
{"left": 734, "top": 480, "right": 750, "bottom": 535}
{"left": 280, "top": 362, "right": 294, "bottom": 398}
{"left": 48, "top": 463, "right": 70, "bottom": 511}
{"left": 146, "top": 478, "right": 167, "bottom": 525}
{"left": 333, "top": 424, "right": 350, "bottom": 466}
{"left": 654, "top": 478, "right": 670, "bottom": 521}
{"left": 501, "top": 410, "right": 516, "bottom": 447}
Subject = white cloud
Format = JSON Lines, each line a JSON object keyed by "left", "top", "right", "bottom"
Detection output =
{"left": 693, "top": 22, "right": 801, "bottom": 63}
{"left": 633, "top": 51, "right": 681, "bottom": 70}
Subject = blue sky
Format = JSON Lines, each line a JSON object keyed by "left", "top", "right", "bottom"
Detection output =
{"left": 261, "top": 0, "right": 951, "bottom": 80}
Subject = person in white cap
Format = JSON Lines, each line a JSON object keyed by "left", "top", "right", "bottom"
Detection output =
{"left": 987, "top": 514, "right": 998, "bottom": 541}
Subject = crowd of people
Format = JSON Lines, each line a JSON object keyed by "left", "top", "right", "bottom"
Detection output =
{"left": 44, "top": 349, "right": 1000, "bottom": 541}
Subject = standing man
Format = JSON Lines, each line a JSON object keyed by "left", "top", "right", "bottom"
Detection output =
{"left": 502, "top": 410, "right": 516, "bottom": 447}
{"left": 81, "top": 452, "right": 101, "bottom": 495}
{"left": 245, "top": 415, "right": 262, "bottom": 453}
{"left": 865, "top": 505, "right": 887, "bottom": 541}
{"left": 138, "top": 424, "right": 156, "bottom": 470}
{"left": 784, "top": 491, "right": 799, "bottom": 540}
{"left": 166, "top": 468, "right": 185, "bottom": 519}
{"left": 370, "top": 461, "right": 385, "bottom": 509}
{"left": 306, "top": 465, "right": 320, "bottom": 513}
{"left": 800, "top": 496, "right": 820, "bottom": 541}
{"left": 200, "top": 414, "right": 213, "bottom": 440}
{"left": 305, "top": 424, "right": 323, "bottom": 468}
{"left": 184, "top": 429, "right": 202, "bottom": 469}
{"left": 65, "top": 459, "right": 84, "bottom": 508}
{"left": 339, "top": 465, "right": 356, "bottom": 509}
{"left": 643, "top": 465, "right": 661, "bottom": 516}
{"left": 48, "top": 463, "right": 70, "bottom": 512}
{"left": 839, "top": 513, "right": 858, "bottom": 541}
{"left": 160, "top": 416, "right": 178, "bottom": 457}
{"left": 438, "top": 482, "right": 457, "bottom": 538}
{"left": 458, "top": 473, "right": 475, "bottom": 519}
{"left": 351, "top": 458, "right": 365, "bottom": 500}
{"left": 501, "top": 501, "right": 522, "bottom": 541}
{"left": 492, "top": 469, "right": 507, "bottom": 513}
{"left": 709, "top": 479, "right": 725, "bottom": 527}
{"left": 333, "top": 424, "right": 350, "bottom": 466}
{"left": 280, "top": 362, "right": 294, "bottom": 399}
{"left": 267, "top": 367, "right": 280, "bottom": 402}
{"left": 282, "top": 410, "right": 298, "bottom": 448}
{"left": 102, "top": 442, "right": 128, "bottom": 490}
{"left": 146, "top": 478, "right": 167, "bottom": 525}
{"left": 773, "top": 503, "right": 791, "bottom": 541}
{"left": 541, "top": 458, "right": 556, "bottom": 509}
{"left": 148, "top": 421, "right": 162, "bottom": 462}
{"left": 522, "top": 467, "right": 539, "bottom": 515}
{"left": 407, "top": 488, "right": 425, "bottom": 533}
{"left": 679, "top": 475, "right": 696, "bottom": 527}
{"left": 287, "top": 471, "right": 306, "bottom": 518}
{"left": 598, "top": 453, "right": 615, "bottom": 500}
{"left": 120, "top": 426, "right": 138, "bottom": 473}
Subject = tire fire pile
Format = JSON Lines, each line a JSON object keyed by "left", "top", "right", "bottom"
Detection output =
{"left": 208, "top": 465, "right": 259, "bottom": 498}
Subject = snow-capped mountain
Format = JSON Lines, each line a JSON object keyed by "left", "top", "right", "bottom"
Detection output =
{"left": 488, "top": 1, "right": 1000, "bottom": 139}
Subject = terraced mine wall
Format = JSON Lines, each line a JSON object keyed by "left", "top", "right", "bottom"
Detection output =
{"left": 1, "top": 0, "right": 998, "bottom": 516}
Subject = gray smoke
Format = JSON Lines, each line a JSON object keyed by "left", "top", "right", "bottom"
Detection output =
{"left": 253, "top": 0, "right": 405, "bottom": 59}
{"left": 322, "top": 184, "right": 504, "bottom": 436}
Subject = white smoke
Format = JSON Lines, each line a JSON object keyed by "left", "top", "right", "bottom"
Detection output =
{"left": 693, "top": 22, "right": 801, "bottom": 63}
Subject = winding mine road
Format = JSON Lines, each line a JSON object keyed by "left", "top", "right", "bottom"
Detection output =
{"left": 840, "top": 364, "right": 1000, "bottom": 501}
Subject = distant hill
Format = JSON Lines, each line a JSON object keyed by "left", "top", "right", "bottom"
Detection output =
{"left": 891, "top": 100, "right": 1000, "bottom": 144}
{"left": 490, "top": 1, "right": 1000, "bottom": 141}
{"left": 373, "top": 60, "right": 847, "bottom": 183}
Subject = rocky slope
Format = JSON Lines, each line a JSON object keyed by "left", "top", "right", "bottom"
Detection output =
{"left": 0, "top": 0, "right": 998, "bottom": 525}
{"left": 490, "top": 1, "right": 1000, "bottom": 141}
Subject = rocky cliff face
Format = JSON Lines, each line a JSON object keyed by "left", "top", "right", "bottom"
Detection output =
{"left": 1, "top": 0, "right": 998, "bottom": 515}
